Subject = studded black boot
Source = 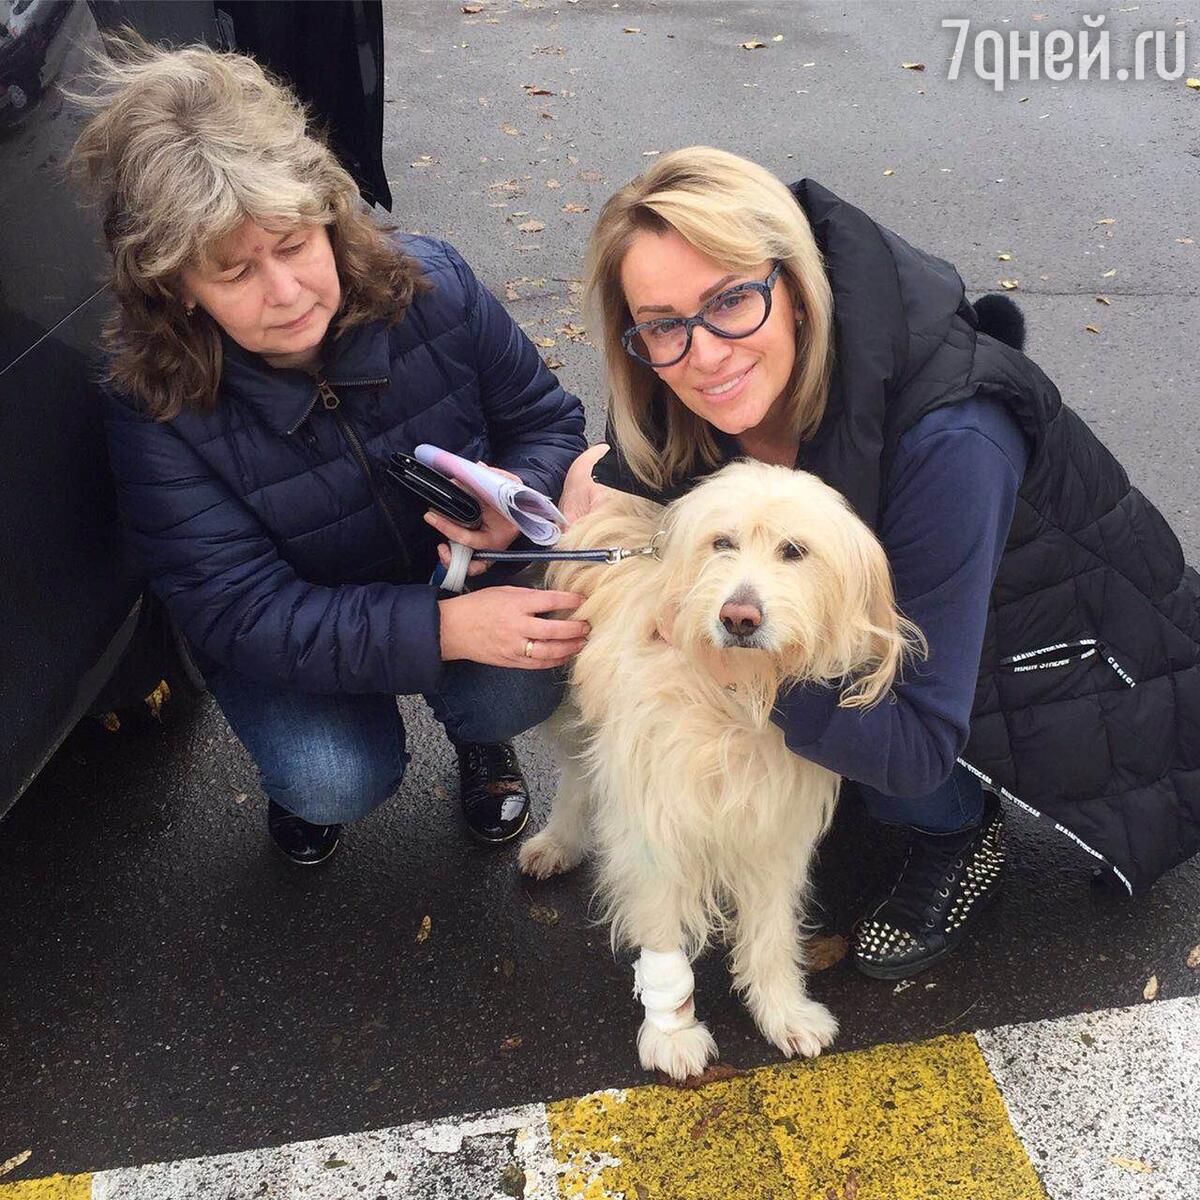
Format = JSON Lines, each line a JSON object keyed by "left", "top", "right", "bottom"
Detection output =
{"left": 851, "top": 794, "right": 1004, "bottom": 980}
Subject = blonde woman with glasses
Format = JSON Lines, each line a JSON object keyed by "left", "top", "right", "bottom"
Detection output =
{"left": 559, "top": 146, "right": 1200, "bottom": 979}
{"left": 71, "top": 37, "right": 589, "bottom": 863}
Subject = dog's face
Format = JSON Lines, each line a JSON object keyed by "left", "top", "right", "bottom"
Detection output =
{"left": 654, "top": 461, "right": 916, "bottom": 708}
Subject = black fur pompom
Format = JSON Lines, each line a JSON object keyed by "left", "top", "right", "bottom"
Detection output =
{"left": 973, "top": 294, "right": 1026, "bottom": 352}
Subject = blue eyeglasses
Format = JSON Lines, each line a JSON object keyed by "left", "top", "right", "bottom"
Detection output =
{"left": 621, "top": 262, "right": 784, "bottom": 368}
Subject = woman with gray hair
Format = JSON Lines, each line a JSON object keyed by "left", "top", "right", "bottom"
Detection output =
{"left": 72, "top": 36, "right": 588, "bottom": 863}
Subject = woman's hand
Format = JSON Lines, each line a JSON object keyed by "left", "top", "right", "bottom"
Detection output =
{"left": 560, "top": 443, "right": 616, "bottom": 527}
{"left": 438, "top": 587, "right": 589, "bottom": 668}
{"left": 424, "top": 462, "right": 522, "bottom": 578}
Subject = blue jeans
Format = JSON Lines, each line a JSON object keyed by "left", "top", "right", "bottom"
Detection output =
{"left": 207, "top": 660, "right": 565, "bottom": 825}
{"left": 857, "top": 763, "right": 985, "bottom": 835}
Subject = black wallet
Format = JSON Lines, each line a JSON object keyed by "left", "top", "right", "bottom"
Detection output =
{"left": 385, "top": 450, "right": 483, "bottom": 529}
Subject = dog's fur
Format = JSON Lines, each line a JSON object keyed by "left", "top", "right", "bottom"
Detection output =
{"left": 519, "top": 461, "right": 920, "bottom": 1080}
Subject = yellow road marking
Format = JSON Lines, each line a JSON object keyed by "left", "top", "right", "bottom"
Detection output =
{"left": 547, "top": 1034, "right": 1047, "bottom": 1199}
{"left": 0, "top": 1176, "right": 92, "bottom": 1199}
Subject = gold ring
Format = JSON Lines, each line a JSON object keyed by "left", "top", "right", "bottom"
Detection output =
{"left": 524, "top": 639, "right": 535, "bottom": 658}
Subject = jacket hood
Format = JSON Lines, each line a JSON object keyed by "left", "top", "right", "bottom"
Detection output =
{"left": 789, "top": 179, "right": 973, "bottom": 523}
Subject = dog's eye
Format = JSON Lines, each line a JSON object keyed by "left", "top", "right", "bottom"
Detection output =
{"left": 780, "top": 541, "right": 808, "bottom": 561}
{"left": 713, "top": 536, "right": 737, "bottom": 552}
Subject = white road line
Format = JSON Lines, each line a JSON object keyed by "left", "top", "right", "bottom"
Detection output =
{"left": 91, "top": 1103, "right": 558, "bottom": 1199}
{"left": 976, "top": 994, "right": 1200, "bottom": 1200}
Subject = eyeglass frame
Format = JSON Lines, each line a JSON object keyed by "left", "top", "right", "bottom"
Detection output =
{"left": 620, "top": 261, "right": 785, "bottom": 368}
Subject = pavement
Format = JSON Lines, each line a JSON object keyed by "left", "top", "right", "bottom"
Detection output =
{"left": 2, "top": 2, "right": 1199, "bottom": 1197}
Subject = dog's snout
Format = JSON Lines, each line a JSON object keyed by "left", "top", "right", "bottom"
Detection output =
{"left": 720, "top": 601, "right": 762, "bottom": 637}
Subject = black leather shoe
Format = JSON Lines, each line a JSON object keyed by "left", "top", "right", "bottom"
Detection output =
{"left": 267, "top": 799, "right": 341, "bottom": 866}
{"left": 454, "top": 740, "right": 531, "bottom": 844}
{"left": 851, "top": 794, "right": 1004, "bottom": 980}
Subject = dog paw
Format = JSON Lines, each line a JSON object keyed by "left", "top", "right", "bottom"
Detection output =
{"left": 756, "top": 996, "right": 838, "bottom": 1060}
{"left": 517, "top": 829, "right": 584, "bottom": 879}
{"left": 636, "top": 1019, "right": 718, "bottom": 1082}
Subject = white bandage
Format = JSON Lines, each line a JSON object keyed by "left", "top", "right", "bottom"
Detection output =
{"left": 633, "top": 948, "right": 696, "bottom": 1034}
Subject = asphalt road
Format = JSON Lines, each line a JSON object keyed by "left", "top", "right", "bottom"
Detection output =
{"left": 2, "top": 0, "right": 1198, "bottom": 1184}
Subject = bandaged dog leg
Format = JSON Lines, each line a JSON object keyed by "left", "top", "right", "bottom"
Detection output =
{"left": 632, "top": 947, "right": 717, "bottom": 1080}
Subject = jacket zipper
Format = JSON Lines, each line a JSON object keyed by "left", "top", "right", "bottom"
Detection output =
{"left": 315, "top": 376, "right": 413, "bottom": 577}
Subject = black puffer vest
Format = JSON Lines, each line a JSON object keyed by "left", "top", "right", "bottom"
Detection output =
{"left": 599, "top": 179, "right": 1200, "bottom": 894}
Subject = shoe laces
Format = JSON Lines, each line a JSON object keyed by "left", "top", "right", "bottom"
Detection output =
{"left": 883, "top": 830, "right": 974, "bottom": 929}
{"left": 461, "top": 741, "right": 520, "bottom": 782}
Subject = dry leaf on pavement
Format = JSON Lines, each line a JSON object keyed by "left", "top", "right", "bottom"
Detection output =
{"left": 1084, "top": 324, "right": 1100, "bottom": 334}
{"left": 462, "top": 3, "right": 484, "bottom": 11}
{"left": 0, "top": 1151, "right": 32, "bottom": 1179}
{"left": 996, "top": 251, "right": 1013, "bottom": 261}
{"left": 1096, "top": 217, "right": 1115, "bottom": 225}
{"left": 1186, "top": 78, "right": 1200, "bottom": 90}
{"left": 741, "top": 38, "right": 767, "bottom": 49}
{"left": 1110, "top": 1156, "right": 1154, "bottom": 1173}
{"left": 623, "top": 27, "right": 641, "bottom": 34}
{"left": 1142, "top": 974, "right": 1159, "bottom": 1000}
{"left": 499, "top": 1034, "right": 523, "bottom": 1052}
{"left": 504, "top": 281, "right": 520, "bottom": 301}
{"left": 1186, "top": 943, "right": 1200, "bottom": 969}
{"left": 1102, "top": 268, "right": 1116, "bottom": 278}
{"left": 499, "top": 122, "right": 522, "bottom": 137}
{"left": 545, "top": 178, "right": 561, "bottom": 188}
{"left": 543, "top": 356, "right": 565, "bottom": 369}
{"left": 1095, "top": 295, "right": 1111, "bottom": 305}
{"left": 522, "top": 84, "right": 553, "bottom": 96}
{"left": 562, "top": 202, "right": 589, "bottom": 213}
{"left": 1000, "top": 279, "right": 1019, "bottom": 290}
{"left": 901, "top": 61, "right": 926, "bottom": 71}
{"left": 807, "top": 934, "right": 850, "bottom": 972}
{"left": 416, "top": 915, "right": 431, "bottom": 943}
{"left": 529, "top": 904, "right": 560, "bottom": 925}
{"left": 517, "top": 219, "right": 545, "bottom": 233}
{"left": 882, "top": 168, "right": 894, "bottom": 176}
{"left": 531, "top": 335, "right": 556, "bottom": 348}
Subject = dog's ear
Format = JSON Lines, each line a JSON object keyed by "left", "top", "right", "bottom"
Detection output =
{"left": 811, "top": 508, "right": 926, "bottom": 709}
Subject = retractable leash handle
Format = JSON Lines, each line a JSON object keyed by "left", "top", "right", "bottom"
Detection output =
{"left": 439, "top": 536, "right": 665, "bottom": 595}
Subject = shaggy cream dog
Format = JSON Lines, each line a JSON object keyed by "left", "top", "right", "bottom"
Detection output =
{"left": 519, "top": 460, "right": 919, "bottom": 1081}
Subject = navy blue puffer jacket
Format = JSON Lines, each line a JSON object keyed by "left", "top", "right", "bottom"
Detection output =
{"left": 103, "top": 237, "right": 586, "bottom": 696}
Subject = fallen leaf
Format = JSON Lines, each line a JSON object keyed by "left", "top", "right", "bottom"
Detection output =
{"left": 1018, "top": 95, "right": 1030, "bottom": 102}
{"left": 561, "top": 202, "right": 589, "bottom": 213}
{"left": 635, "top": 1185, "right": 650, "bottom": 1200}
{"left": 504, "top": 280, "right": 520, "bottom": 301}
{"left": 415, "top": 915, "right": 431, "bottom": 943}
{"left": 232, "top": 791, "right": 248, "bottom": 804}
{"left": 0, "top": 1150, "right": 31, "bottom": 1179}
{"left": 1085, "top": 324, "right": 1100, "bottom": 334}
{"left": 843, "top": 1170, "right": 862, "bottom": 1200}
{"left": 543, "top": 356, "right": 565, "bottom": 369}
{"left": 772, "top": 34, "right": 784, "bottom": 42}
{"left": 529, "top": 903, "right": 560, "bottom": 925}
{"left": 489, "top": 178, "right": 523, "bottom": 194}
{"left": 1000, "top": 279, "right": 1019, "bottom": 290}
{"left": 545, "top": 178, "right": 561, "bottom": 188}
{"left": 1176, "top": 237, "right": 1194, "bottom": 244}
{"left": 499, "top": 1034, "right": 523, "bottom": 1052}
{"left": 517, "top": 219, "right": 546, "bottom": 233}
{"left": 996, "top": 251, "right": 1013, "bottom": 261}
{"left": 144, "top": 679, "right": 170, "bottom": 719}
{"left": 1186, "top": 943, "right": 1200, "bottom": 968}
{"left": 579, "top": 169, "right": 604, "bottom": 182}
{"left": 499, "top": 122, "right": 522, "bottom": 137}
{"left": 1186, "top": 78, "right": 1200, "bottom": 90}
{"left": 1142, "top": 974, "right": 1159, "bottom": 1000}
{"left": 1110, "top": 1156, "right": 1154, "bottom": 1173}
{"left": 658, "top": 1061, "right": 746, "bottom": 1089}
{"left": 462, "top": 2, "right": 484, "bottom": 10}
{"left": 324, "top": 1157, "right": 349, "bottom": 1170}
{"left": 901, "top": 61, "right": 926, "bottom": 71}
{"left": 688, "top": 1101, "right": 727, "bottom": 1140}
{"left": 521, "top": 83, "right": 553, "bottom": 96}
{"left": 534, "top": 45, "right": 566, "bottom": 55}
{"left": 807, "top": 933, "right": 850, "bottom": 972}
{"left": 882, "top": 168, "right": 894, "bottom": 176}
{"left": 1095, "top": 295, "right": 1111, "bottom": 305}
{"left": 501, "top": 957, "right": 516, "bottom": 978}
{"left": 623, "top": 26, "right": 641, "bottom": 34}
{"left": 1102, "top": 268, "right": 1117, "bottom": 277}
{"left": 556, "top": 322, "right": 587, "bottom": 340}
{"left": 741, "top": 38, "right": 767, "bottom": 49}
{"left": 101, "top": 711, "right": 120, "bottom": 732}
{"left": 531, "top": 335, "right": 556, "bottom": 348}
{"left": 642, "top": 149, "right": 660, "bottom": 156}
{"left": 499, "top": 1163, "right": 526, "bottom": 1197}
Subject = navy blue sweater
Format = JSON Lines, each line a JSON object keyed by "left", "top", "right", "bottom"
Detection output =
{"left": 771, "top": 396, "right": 1028, "bottom": 798}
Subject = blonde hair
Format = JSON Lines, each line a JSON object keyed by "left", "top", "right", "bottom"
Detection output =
{"left": 69, "top": 32, "right": 427, "bottom": 419}
{"left": 584, "top": 146, "right": 834, "bottom": 491}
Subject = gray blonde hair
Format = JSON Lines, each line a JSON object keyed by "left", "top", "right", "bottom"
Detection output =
{"left": 584, "top": 146, "right": 834, "bottom": 491}
{"left": 70, "top": 32, "right": 426, "bottom": 419}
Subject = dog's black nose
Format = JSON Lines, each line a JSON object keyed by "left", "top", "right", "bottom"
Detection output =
{"left": 720, "top": 601, "right": 762, "bottom": 637}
